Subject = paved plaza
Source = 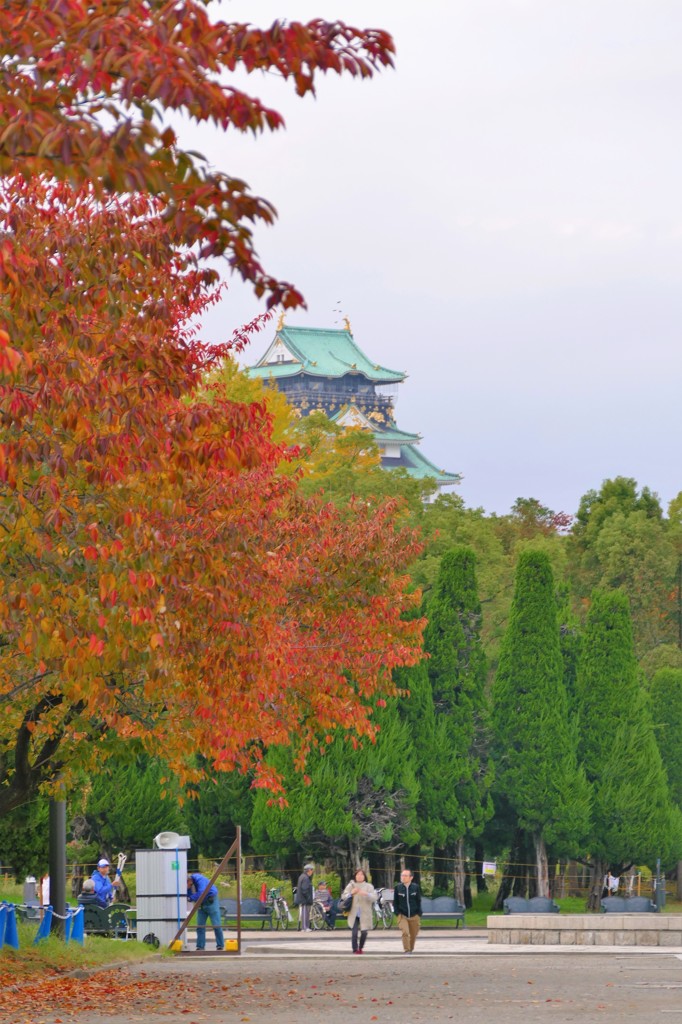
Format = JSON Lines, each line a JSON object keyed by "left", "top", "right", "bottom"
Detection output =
{"left": 4, "top": 930, "right": 682, "bottom": 1024}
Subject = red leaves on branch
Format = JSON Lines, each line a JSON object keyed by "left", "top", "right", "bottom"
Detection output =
{"left": 0, "top": 178, "right": 422, "bottom": 809}
{"left": 0, "top": 1, "right": 395, "bottom": 308}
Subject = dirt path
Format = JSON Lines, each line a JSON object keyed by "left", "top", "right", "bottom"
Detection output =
{"left": 2, "top": 948, "right": 681, "bottom": 1024}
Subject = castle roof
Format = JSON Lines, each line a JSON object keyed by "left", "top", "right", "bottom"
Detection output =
{"left": 389, "top": 445, "right": 462, "bottom": 486}
{"left": 248, "top": 325, "right": 405, "bottom": 384}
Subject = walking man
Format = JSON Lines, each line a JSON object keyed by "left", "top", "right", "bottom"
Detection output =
{"left": 394, "top": 868, "right": 422, "bottom": 953}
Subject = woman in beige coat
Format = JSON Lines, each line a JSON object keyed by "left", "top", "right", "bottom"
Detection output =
{"left": 340, "top": 869, "right": 377, "bottom": 954}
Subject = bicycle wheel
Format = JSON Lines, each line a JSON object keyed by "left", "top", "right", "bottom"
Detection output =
{"left": 371, "top": 904, "right": 380, "bottom": 930}
{"left": 380, "top": 905, "right": 395, "bottom": 929}
{"left": 278, "top": 900, "right": 289, "bottom": 930}
{"left": 310, "top": 903, "right": 325, "bottom": 930}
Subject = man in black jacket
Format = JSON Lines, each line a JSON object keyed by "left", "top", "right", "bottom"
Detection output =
{"left": 295, "top": 863, "right": 314, "bottom": 931}
{"left": 393, "top": 869, "right": 422, "bottom": 953}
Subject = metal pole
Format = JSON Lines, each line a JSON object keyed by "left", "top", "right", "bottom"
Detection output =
{"left": 236, "top": 826, "right": 242, "bottom": 955}
{"left": 655, "top": 858, "right": 666, "bottom": 911}
{"left": 48, "top": 799, "right": 67, "bottom": 935}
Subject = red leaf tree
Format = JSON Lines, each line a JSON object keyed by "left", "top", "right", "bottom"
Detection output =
{"left": 0, "top": 0, "right": 395, "bottom": 308}
{"left": 0, "top": 177, "right": 422, "bottom": 814}
{"left": 0, "top": 4, "right": 415, "bottom": 813}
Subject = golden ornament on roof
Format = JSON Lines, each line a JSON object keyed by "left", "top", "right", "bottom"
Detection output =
{"left": 276, "top": 310, "right": 285, "bottom": 331}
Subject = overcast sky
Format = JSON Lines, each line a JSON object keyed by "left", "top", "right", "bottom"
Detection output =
{"left": 186, "top": 0, "right": 681, "bottom": 517}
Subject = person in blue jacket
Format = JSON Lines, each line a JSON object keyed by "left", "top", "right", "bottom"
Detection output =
{"left": 187, "top": 872, "right": 225, "bottom": 951}
{"left": 91, "top": 858, "right": 121, "bottom": 906}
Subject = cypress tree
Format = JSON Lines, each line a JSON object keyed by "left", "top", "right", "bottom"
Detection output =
{"left": 649, "top": 668, "right": 682, "bottom": 808}
{"left": 251, "top": 699, "right": 420, "bottom": 882}
{"left": 422, "top": 547, "right": 493, "bottom": 903}
{"left": 186, "top": 764, "right": 254, "bottom": 858}
{"left": 576, "top": 591, "right": 681, "bottom": 898}
{"left": 491, "top": 551, "right": 590, "bottom": 896}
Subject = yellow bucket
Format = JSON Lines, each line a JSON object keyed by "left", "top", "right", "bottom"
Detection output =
{"left": 225, "top": 939, "right": 238, "bottom": 952}
{"left": 169, "top": 940, "right": 183, "bottom": 952}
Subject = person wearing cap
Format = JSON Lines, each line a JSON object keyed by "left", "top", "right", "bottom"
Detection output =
{"left": 91, "top": 858, "right": 121, "bottom": 906}
{"left": 295, "top": 863, "right": 315, "bottom": 932}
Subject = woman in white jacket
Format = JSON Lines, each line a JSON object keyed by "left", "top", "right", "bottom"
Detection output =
{"left": 340, "top": 869, "right": 377, "bottom": 954}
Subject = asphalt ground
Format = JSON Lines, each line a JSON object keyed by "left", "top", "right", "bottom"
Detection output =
{"left": 4, "top": 930, "right": 682, "bottom": 1024}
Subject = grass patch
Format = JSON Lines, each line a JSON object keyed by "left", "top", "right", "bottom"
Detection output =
{"left": 0, "top": 923, "right": 158, "bottom": 983}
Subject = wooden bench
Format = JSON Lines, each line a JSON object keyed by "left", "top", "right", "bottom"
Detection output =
{"left": 601, "top": 896, "right": 657, "bottom": 913}
{"left": 504, "top": 896, "right": 560, "bottom": 914}
{"left": 219, "top": 898, "right": 273, "bottom": 930}
{"left": 420, "top": 896, "right": 466, "bottom": 928}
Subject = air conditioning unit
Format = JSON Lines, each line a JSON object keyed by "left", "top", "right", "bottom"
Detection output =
{"left": 153, "top": 832, "right": 191, "bottom": 850}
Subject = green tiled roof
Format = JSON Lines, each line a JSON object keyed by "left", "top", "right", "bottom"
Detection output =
{"left": 328, "top": 408, "right": 420, "bottom": 445}
{"left": 248, "top": 326, "right": 405, "bottom": 383}
{"left": 396, "top": 444, "right": 461, "bottom": 485}
{"left": 372, "top": 423, "right": 421, "bottom": 445}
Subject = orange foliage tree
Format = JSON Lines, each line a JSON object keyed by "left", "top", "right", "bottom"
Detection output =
{"left": 0, "top": 0, "right": 394, "bottom": 309}
{"left": 0, "top": 5, "right": 421, "bottom": 813}
{"left": 0, "top": 178, "right": 422, "bottom": 814}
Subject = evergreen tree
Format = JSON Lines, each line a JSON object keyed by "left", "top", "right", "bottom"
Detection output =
{"left": 569, "top": 478, "right": 676, "bottom": 654}
{"left": 251, "top": 699, "right": 420, "bottom": 881}
{"left": 186, "top": 765, "right": 254, "bottom": 858}
{"left": 491, "top": 551, "right": 590, "bottom": 896}
{"left": 649, "top": 668, "right": 682, "bottom": 808}
{"left": 422, "top": 547, "right": 493, "bottom": 902}
{"left": 557, "top": 582, "right": 582, "bottom": 715}
{"left": 82, "top": 756, "right": 187, "bottom": 854}
{"left": 0, "top": 798, "right": 49, "bottom": 879}
{"left": 575, "top": 591, "right": 682, "bottom": 898}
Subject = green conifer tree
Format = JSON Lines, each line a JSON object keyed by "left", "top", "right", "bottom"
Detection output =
{"left": 84, "top": 756, "right": 187, "bottom": 853}
{"left": 576, "top": 592, "right": 682, "bottom": 897}
{"left": 251, "top": 700, "right": 420, "bottom": 881}
{"left": 422, "top": 547, "right": 493, "bottom": 902}
{"left": 649, "top": 668, "right": 682, "bottom": 808}
{"left": 491, "top": 551, "right": 590, "bottom": 896}
{"left": 186, "top": 763, "right": 254, "bottom": 858}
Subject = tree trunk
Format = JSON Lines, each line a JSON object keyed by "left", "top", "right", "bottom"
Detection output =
{"left": 403, "top": 845, "right": 421, "bottom": 884}
{"left": 70, "top": 863, "right": 85, "bottom": 899}
{"left": 587, "top": 858, "right": 605, "bottom": 911}
{"left": 367, "top": 850, "right": 396, "bottom": 889}
{"left": 383, "top": 851, "right": 397, "bottom": 890}
{"left": 473, "top": 840, "right": 488, "bottom": 894}
{"left": 453, "top": 837, "right": 466, "bottom": 905}
{"left": 433, "top": 845, "right": 451, "bottom": 896}
{"left": 492, "top": 828, "right": 524, "bottom": 910}
{"left": 463, "top": 866, "right": 473, "bottom": 909}
{"left": 552, "top": 858, "right": 567, "bottom": 899}
{"left": 533, "top": 832, "right": 549, "bottom": 898}
{"left": 567, "top": 859, "right": 581, "bottom": 897}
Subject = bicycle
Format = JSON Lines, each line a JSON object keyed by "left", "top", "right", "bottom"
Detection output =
{"left": 372, "top": 888, "right": 395, "bottom": 930}
{"left": 267, "top": 887, "right": 292, "bottom": 930}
